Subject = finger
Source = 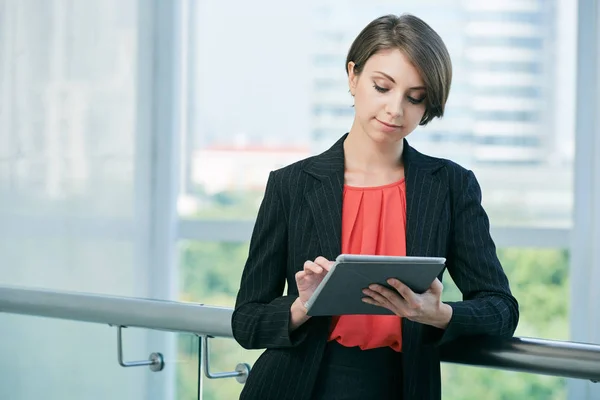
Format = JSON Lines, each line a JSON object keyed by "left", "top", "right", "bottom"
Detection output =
{"left": 303, "top": 261, "right": 322, "bottom": 275}
{"left": 368, "top": 284, "right": 407, "bottom": 308}
{"left": 363, "top": 287, "right": 393, "bottom": 308}
{"left": 361, "top": 297, "right": 397, "bottom": 314}
{"left": 429, "top": 278, "right": 443, "bottom": 294}
{"left": 313, "top": 256, "right": 332, "bottom": 271}
{"left": 361, "top": 297, "right": 379, "bottom": 306}
{"left": 387, "top": 279, "right": 419, "bottom": 306}
{"left": 361, "top": 292, "right": 382, "bottom": 306}
{"left": 295, "top": 270, "right": 306, "bottom": 283}
{"left": 363, "top": 287, "right": 410, "bottom": 317}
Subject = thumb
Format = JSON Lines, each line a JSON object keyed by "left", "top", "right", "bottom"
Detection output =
{"left": 324, "top": 260, "right": 335, "bottom": 272}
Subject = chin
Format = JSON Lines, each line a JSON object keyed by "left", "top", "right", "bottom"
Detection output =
{"left": 365, "top": 128, "right": 405, "bottom": 144}
{"left": 365, "top": 130, "right": 388, "bottom": 143}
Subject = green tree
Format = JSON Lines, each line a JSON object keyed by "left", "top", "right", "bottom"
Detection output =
{"left": 440, "top": 248, "right": 569, "bottom": 400}
{"left": 177, "top": 225, "right": 570, "bottom": 400}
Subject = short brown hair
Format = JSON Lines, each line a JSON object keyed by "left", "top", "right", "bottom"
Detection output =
{"left": 346, "top": 14, "right": 452, "bottom": 126}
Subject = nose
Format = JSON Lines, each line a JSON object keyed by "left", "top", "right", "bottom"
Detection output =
{"left": 385, "top": 95, "right": 404, "bottom": 119}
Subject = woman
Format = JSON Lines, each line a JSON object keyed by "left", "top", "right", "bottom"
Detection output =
{"left": 231, "top": 13, "right": 519, "bottom": 400}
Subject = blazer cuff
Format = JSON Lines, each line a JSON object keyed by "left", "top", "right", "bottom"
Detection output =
{"left": 270, "top": 296, "right": 312, "bottom": 348}
{"left": 422, "top": 302, "right": 467, "bottom": 346}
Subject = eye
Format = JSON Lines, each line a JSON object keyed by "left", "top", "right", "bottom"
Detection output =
{"left": 408, "top": 96, "right": 425, "bottom": 105}
{"left": 373, "top": 83, "right": 389, "bottom": 93}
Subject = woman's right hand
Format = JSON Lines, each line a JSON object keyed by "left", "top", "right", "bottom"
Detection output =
{"left": 295, "top": 256, "right": 334, "bottom": 306}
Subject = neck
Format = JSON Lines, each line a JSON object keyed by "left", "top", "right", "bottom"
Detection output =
{"left": 344, "top": 125, "right": 404, "bottom": 172}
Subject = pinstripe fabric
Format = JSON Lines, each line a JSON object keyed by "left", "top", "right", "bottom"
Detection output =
{"left": 232, "top": 133, "right": 519, "bottom": 400}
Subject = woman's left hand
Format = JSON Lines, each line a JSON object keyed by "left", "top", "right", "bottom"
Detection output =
{"left": 362, "top": 278, "right": 453, "bottom": 329}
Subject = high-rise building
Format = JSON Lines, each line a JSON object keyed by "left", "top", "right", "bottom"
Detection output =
{"left": 309, "top": 0, "right": 566, "bottom": 168}
{"left": 309, "top": 1, "right": 474, "bottom": 163}
{"left": 463, "top": 0, "right": 556, "bottom": 165}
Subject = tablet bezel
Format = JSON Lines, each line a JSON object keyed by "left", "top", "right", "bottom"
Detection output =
{"left": 304, "top": 254, "right": 446, "bottom": 316}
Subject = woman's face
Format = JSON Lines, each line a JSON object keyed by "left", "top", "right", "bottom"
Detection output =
{"left": 348, "top": 48, "right": 427, "bottom": 146}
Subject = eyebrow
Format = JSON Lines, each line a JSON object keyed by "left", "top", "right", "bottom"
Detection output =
{"left": 373, "top": 71, "right": 426, "bottom": 90}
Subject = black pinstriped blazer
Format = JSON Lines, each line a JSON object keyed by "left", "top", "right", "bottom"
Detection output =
{"left": 232, "top": 133, "right": 519, "bottom": 400}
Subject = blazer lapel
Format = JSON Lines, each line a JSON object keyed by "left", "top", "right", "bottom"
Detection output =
{"left": 302, "top": 135, "right": 449, "bottom": 260}
{"left": 303, "top": 135, "right": 346, "bottom": 260}
{"left": 403, "top": 140, "right": 448, "bottom": 257}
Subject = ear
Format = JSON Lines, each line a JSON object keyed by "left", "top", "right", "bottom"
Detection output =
{"left": 347, "top": 61, "right": 358, "bottom": 97}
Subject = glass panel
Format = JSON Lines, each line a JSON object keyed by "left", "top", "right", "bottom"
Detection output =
{"left": 181, "top": 240, "right": 570, "bottom": 398}
{"left": 178, "top": 241, "right": 259, "bottom": 398}
{"left": 0, "top": 316, "right": 196, "bottom": 400}
{"left": 0, "top": 237, "right": 137, "bottom": 293}
{"left": 176, "top": 0, "right": 576, "bottom": 398}
{"left": 0, "top": 0, "right": 140, "bottom": 292}
{"left": 179, "top": 241, "right": 250, "bottom": 306}
{"left": 0, "top": 316, "right": 144, "bottom": 399}
{"left": 442, "top": 247, "right": 569, "bottom": 340}
{"left": 178, "top": 0, "right": 576, "bottom": 228}
{"left": 176, "top": 334, "right": 201, "bottom": 400}
{"left": 441, "top": 368, "right": 566, "bottom": 400}
{"left": 0, "top": 1, "right": 177, "bottom": 399}
{"left": 442, "top": 247, "right": 569, "bottom": 400}
{"left": 178, "top": 240, "right": 261, "bottom": 399}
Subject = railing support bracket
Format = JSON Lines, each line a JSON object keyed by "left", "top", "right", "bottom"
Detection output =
{"left": 115, "top": 325, "right": 164, "bottom": 372}
{"left": 199, "top": 335, "right": 250, "bottom": 384}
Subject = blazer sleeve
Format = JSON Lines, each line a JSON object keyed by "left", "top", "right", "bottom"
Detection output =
{"left": 231, "top": 171, "right": 310, "bottom": 350}
{"left": 427, "top": 169, "right": 520, "bottom": 345}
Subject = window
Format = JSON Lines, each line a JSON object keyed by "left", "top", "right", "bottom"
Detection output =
{"left": 178, "top": 241, "right": 571, "bottom": 399}
{"left": 177, "top": 1, "right": 578, "bottom": 398}
{"left": 1, "top": 0, "right": 586, "bottom": 399}
{"left": 179, "top": 1, "right": 575, "bottom": 228}
{"left": 467, "top": 36, "right": 545, "bottom": 49}
{"left": 473, "top": 86, "right": 543, "bottom": 98}
{"left": 0, "top": 1, "right": 169, "bottom": 399}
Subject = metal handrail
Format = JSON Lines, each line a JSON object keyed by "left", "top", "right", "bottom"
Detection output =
{"left": 441, "top": 336, "right": 600, "bottom": 382}
{"left": 1, "top": 285, "right": 599, "bottom": 382}
{"left": 0, "top": 285, "right": 232, "bottom": 336}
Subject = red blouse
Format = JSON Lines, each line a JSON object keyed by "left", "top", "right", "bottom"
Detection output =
{"left": 328, "top": 178, "right": 407, "bottom": 352}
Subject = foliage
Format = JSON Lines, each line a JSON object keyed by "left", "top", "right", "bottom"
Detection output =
{"left": 187, "top": 188, "right": 263, "bottom": 220}
{"left": 440, "top": 248, "right": 569, "bottom": 400}
{"left": 176, "top": 191, "right": 570, "bottom": 399}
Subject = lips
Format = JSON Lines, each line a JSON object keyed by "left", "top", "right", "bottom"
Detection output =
{"left": 376, "top": 119, "right": 402, "bottom": 129}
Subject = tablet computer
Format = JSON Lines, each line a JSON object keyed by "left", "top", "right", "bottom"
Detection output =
{"left": 305, "top": 254, "right": 446, "bottom": 316}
